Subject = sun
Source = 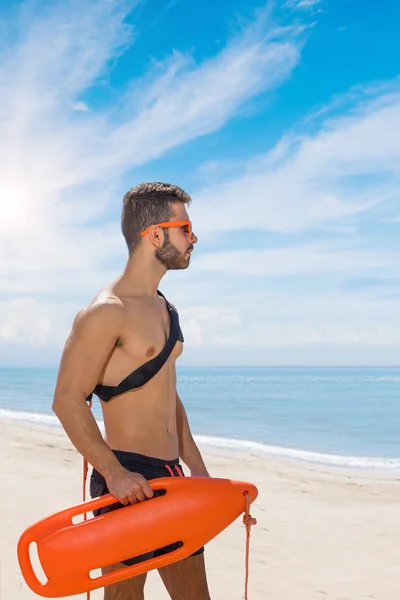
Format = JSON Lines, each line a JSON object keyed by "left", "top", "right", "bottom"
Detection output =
{"left": 0, "top": 183, "right": 27, "bottom": 230}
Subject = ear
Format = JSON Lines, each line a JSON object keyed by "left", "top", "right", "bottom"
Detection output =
{"left": 147, "top": 225, "right": 165, "bottom": 248}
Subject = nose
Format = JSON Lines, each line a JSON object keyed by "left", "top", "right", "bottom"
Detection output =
{"left": 191, "top": 231, "right": 198, "bottom": 244}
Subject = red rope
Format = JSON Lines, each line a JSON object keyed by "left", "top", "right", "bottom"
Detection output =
{"left": 83, "top": 400, "right": 92, "bottom": 600}
{"left": 243, "top": 492, "right": 257, "bottom": 600}
{"left": 81, "top": 455, "right": 91, "bottom": 600}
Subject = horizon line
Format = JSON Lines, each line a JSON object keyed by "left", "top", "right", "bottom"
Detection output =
{"left": 0, "top": 364, "right": 399, "bottom": 370}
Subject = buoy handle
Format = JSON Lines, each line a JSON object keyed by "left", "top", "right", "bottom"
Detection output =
{"left": 17, "top": 528, "right": 48, "bottom": 596}
{"left": 83, "top": 476, "right": 175, "bottom": 514}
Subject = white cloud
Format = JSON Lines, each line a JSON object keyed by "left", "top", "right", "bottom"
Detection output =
{"left": 0, "top": 0, "right": 303, "bottom": 286}
{"left": 103, "top": 24, "right": 301, "bottom": 171}
{"left": 191, "top": 88, "right": 400, "bottom": 236}
{"left": 0, "top": 298, "right": 69, "bottom": 347}
{"left": 1, "top": 1, "right": 399, "bottom": 365}
{"left": 169, "top": 280, "right": 400, "bottom": 353}
{"left": 72, "top": 102, "right": 89, "bottom": 112}
{"left": 284, "top": 0, "right": 323, "bottom": 11}
{"left": 181, "top": 321, "right": 203, "bottom": 347}
{"left": 192, "top": 241, "right": 400, "bottom": 277}
{"left": 182, "top": 82, "right": 400, "bottom": 359}
{"left": 295, "top": 0, "right": 321, "bottom": 8}
{"left": 0, "top": 0, "right": 310, "bottom": 362}
{"left": 0, "top": 0, "right": 135, "bottom": 116}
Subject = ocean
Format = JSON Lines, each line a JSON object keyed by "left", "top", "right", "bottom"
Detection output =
{"left": 1, "top": 366, "right": 399, "bottom": 471}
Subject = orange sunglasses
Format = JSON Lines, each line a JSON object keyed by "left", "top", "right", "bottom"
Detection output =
{"left": 140, "top": 220, "right": 192, "bottom": 237}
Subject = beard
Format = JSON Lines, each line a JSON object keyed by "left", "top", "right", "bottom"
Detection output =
{"left": 155, "top": 232, "right": 192, "bottom": 270}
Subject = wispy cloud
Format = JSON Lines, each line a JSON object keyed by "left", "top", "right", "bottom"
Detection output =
{"left": 105, "top": 27, "right": 302, "bottom": 170}
{"left": 0, "top": 0, "right": 136, "bottom": 127}
{"left": 172, "top": 283, "right": 400, "bottom": 352}
{"left": 342, "top": 277, "right": 400, "bottom": 295}
{"left": 0, "top": 0, "right": 138, "bottom": 244}
{"left": 0, "top": 1, "right": 303, "bottom": 273}
{"left": 284, "top": 0, "right": 323, "bottom": 12}
{"left": 0, "top": 0, "right": 305, "bottom": 356}
{"left": 191, "top": 85, "right": 400, "bottom": 236}
{"left": 192, "top": 241, "right": 400, "bottom": 277}
{"left": 168, "top": 82, "right": 400, "bottom": 357}
{"left": 1, "top": 1, "right": 398, "bottom": 365}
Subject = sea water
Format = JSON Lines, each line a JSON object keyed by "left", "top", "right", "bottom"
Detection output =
{"left": 0, "top": 366, "right": 399, "bottom": 470}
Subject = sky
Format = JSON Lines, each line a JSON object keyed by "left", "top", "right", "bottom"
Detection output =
{"left": 0, "top": 0, "right": 399, "bottom": 367}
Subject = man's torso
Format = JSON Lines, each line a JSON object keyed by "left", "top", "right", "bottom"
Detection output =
{"left": 91, "top": 287, "right": 183, "bottom": 460}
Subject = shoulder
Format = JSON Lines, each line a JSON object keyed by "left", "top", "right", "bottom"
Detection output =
{"left": 72, "top": 294, "right": 125, "bottom": 336}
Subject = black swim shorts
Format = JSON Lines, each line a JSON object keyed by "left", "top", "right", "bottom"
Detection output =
{"left": 89, "top": 449, "right": 205, "bottom": 566}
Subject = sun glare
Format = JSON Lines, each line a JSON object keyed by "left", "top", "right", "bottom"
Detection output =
{"left": 0, "top": 184, "right": 27, "bottom": 229}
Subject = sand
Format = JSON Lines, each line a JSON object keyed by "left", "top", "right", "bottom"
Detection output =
{"left": 1, "top": 420, "right": 399, "bottom": 600}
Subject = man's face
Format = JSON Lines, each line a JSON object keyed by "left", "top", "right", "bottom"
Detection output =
{"left": 155, "top": 204, "right": 197, "bottom": 271}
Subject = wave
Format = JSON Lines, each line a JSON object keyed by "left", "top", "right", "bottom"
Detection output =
{"left": 1, "top": 408, "right": 399, "bottom": 471}
{"left": 0, "top": 408, "right": 61, "bottom": 427}
{"left": 0, "top": 408, "right": 106, "bottom": 432}
{"left": 194, "top": 435, "right": 400, "bottom": 470}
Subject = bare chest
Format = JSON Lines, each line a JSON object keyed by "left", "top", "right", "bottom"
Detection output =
{"left": 116, "top": 303, "right": 182, "bottom": 368}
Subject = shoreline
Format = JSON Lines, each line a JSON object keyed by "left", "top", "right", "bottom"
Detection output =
{"left": 1, "top": 412, "right": 400, "bottom": 477}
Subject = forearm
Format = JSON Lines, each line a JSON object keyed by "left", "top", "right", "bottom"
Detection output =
{"left": 52, "top": 393, "right": 123, "bottom": 481}
{"left": 176, "top": 394, "right": 209, "bottom": 475}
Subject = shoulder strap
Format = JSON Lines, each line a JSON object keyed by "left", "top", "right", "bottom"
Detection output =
{"left": 90, "top": 293, "right": 181, "bottom": 401}
{"left": 116, "top": 305, "right": 180, "bottom": 389}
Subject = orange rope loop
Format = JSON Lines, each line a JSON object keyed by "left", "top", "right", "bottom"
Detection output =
{"left": 83, "top": 401, "right": 91, "bottom": 600}
{"left": 243, "top": 491, "right": 257, "bottom": 600}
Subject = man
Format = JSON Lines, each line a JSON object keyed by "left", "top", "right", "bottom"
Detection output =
{"left": 52, "top": 182, "right": 211, "bottom": 600}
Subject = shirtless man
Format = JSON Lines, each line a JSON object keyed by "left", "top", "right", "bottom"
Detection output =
{"left": 52, "top": 182, "right": 211, "bottom": 600}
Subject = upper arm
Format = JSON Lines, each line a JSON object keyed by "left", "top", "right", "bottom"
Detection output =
{"left": 53, "top": 301, "right": 124, "bottom": 405}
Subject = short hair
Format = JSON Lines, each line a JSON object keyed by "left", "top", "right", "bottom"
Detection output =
{"left": 121, "top": 182, "right": 191, "bottom": 254}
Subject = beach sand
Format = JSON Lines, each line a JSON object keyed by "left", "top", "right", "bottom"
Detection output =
{"left": 1, "top": 420, "right": 399, "bottom": 600}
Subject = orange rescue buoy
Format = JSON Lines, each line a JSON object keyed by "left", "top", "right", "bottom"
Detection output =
{"left": 18, "top": 476, "right": 258, "bottom": 598}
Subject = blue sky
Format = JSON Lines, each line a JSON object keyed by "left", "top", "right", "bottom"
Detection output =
{"left": 0, "top": 0, "right": 399, "bottom": 366}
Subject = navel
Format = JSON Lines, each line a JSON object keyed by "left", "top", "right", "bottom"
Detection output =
{"left": 146, "top": 346, "right": 156, "bottom": 357}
